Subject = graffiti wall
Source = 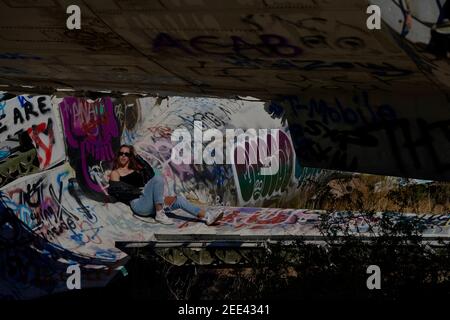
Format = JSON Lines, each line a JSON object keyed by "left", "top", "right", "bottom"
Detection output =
{"left": 0, "top": 164, "right": 126, "bottom": 259}
{"left": 51, "top": 95, "right": 300, "bottom": 207}
{"left": 55, "top": 94, "right": 447, "bottom": 212}
{"left": 268, "top": 89, "right": 450, "bottom": 181}
{"left": 1, "top": 1, "right": 449, "bottom": 183}
{"left": 146, "top": 10, "right": 427, "bottom": 96}
{"left": 112, "top": 96, "right": 300, "bottom": 208}
{"left": 0, "top": 196, "right": 123, "bottom": 299}
{"left": 59, "top": 97, "right": 120, "bottom": 199}
{"left": 0, "top": 92, "right": 448, "bottom": 300}
{"left": 53, "top": 94, "right": 449, "bottom": 212}
{"left": 0, "top": 94, "right": 65, "bottom": 188}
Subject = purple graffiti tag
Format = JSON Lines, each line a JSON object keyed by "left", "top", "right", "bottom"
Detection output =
{"left": 59, "top": 97, "right": 119, "bottom": 193}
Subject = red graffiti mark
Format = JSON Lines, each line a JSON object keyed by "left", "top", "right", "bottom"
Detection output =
{"left": 7, "top": 188, "right": 23, "bottom": 197}
{"left": 81, "top": 113, "right": 110, "bottom": 138}
{"left": 178, "top": 221, "right": 191, "bottom": 229}
{"left": 147, "top": 126, "right": 172, "bottom": 138}
{"left": 218, "top": 209, "right": 313, "bottom": 230}
{"left": 176, "top": 209, "right": 319, "bottom": 230}
{"left": 27, "top": 119, "right": 55, "bottom": 168}
{"left": 219, "top": 210, "right": 247, "bottom": 229}
{"left": 246, "top": 210, "right": 296, "bottom": 226}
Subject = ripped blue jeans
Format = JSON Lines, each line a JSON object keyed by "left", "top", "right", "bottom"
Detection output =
{"left": 130, "top": 175, "right": 201, "bottom": 218}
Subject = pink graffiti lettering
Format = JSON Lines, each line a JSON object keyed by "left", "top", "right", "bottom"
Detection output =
{"left": 60, "top": 97, "right": 119, "bottom": 193}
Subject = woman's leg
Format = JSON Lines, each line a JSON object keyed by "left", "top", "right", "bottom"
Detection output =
{"left": 131, "top": 176, "right": 223, "bottom": 225}
{"left": 168, "top": 195, "right": 203, "bottom": 218}
{"left": 130, "top": 175, "right": 165, "bottom": 217}
{"left": 167, "top": 196, "right": 223, "bottom": 225}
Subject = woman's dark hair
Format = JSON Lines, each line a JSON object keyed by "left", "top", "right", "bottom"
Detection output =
{"left": 113, "top": 144, "right": 143, "bottom": 171}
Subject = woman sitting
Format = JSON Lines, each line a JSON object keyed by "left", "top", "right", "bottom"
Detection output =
{"left": 108, "top": 144, "right": 223, "bottom": 225}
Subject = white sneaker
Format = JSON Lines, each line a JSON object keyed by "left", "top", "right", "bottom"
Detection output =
{"left": 205, "top": 209, "right": 224, "bottom": 226}
{"left": 133, "top": 214, "right": 157, "bottom": 224}
{"left": 434, "top": 19, "right": 450, "bottom": 34}
{"left": 155, "top": 210, "right": 174, "bottom": 225}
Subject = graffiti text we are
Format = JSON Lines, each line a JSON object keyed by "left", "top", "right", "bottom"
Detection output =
{"left": 14, "top": 96, "right": 51, "bottom": 125}
{"left": 0, "top": 96, "right": 51, "bottom": 135}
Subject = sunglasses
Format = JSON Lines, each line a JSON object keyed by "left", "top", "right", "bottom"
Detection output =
{"left": 119, "top": 152, "right": 132, "bottom": 157}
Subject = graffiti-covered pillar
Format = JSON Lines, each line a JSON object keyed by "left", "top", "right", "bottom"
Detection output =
{"left": 58, "top": 97, "right": 121, "bottom": 198}
{"left": 268, "top": 88, "right": 450, "bottom": 181}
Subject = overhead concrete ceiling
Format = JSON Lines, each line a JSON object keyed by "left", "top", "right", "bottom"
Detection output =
{"left": 1, "top": 0, "right": 449, "bottom": 181}
{"left": 0, "top": 0, "right": 448, "bottom": 98}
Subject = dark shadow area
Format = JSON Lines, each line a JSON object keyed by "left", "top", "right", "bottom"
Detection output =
{"left": 37, "top": 215, "right": 450, "bottom": 301}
